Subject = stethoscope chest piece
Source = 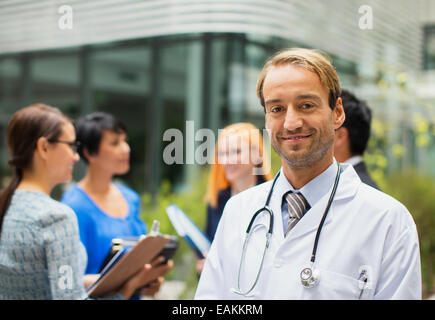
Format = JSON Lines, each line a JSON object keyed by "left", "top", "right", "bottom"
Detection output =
{"left": 300, "top": 266, "right": 320, "bottom": 288}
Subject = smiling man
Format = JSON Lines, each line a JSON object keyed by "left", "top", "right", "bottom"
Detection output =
{"left": 195, "top": 48, "right": 421, "bottom": 300}
{"left": 259, "top": 56, "right": 344, "bottom": 189}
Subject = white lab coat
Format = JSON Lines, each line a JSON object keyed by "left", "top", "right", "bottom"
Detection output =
{"left": 195, "top": 163, "right": 421, "bottom": 299}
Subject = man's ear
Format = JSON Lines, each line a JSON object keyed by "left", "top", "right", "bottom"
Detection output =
{"left": 333, "top": 97, "right": 346, "bottom": 129}
{"left": 335, "top": 126, "right": 349, "bottom": 148}
{"left": 35, "top": 136, "right": 50, "bottom": 160}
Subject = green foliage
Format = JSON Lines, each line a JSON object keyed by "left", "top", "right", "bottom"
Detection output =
{"left": 364, "top": 106, "right": 435, "bottom": 296}
{"left": 270, "top": 147, "right": 282, "bottom": 174}
{"left": 383, "top": 170, "right": 435, "bottom": 296}
{"left": 139, "top": 168, "right": 209, "bottom": 299}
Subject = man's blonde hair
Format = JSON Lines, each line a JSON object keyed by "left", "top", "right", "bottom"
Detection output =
{"left": 256, "top": 48, "right": 342, "bottom": 110}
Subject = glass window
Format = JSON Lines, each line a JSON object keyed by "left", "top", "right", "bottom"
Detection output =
{"left": 0, "top": 58, "right": 21, "bottom": 184}
{"left": 245, "top": 43, "right": 272, "bottom": 126}
{"left": 424, "top": 25, "right": 435, "bottom": 70}
{"left": 160, "top": 41, "right": 190, "bottom": 190}
{"left": 30, "top": 52, "right": 81, "bottom": 198}
{"left": 90, "top": 45, "right": 151, "bottom": 193}
{"left": 205, "top": 37, "right": 227, "bottom": 133}
{"left": 31, "top": 53, "right": 80, "bottom": 118}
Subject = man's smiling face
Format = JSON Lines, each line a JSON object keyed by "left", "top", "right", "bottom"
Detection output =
{"left": 263, "top": 63, "right": 344, "bottom": 169}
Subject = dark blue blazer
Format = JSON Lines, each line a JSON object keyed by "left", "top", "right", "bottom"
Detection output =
{"left": 353, "top": 161, "right": 380, "bottom": 190}
{"left": 205, "top": 176, "right": 266, "bottom": 242}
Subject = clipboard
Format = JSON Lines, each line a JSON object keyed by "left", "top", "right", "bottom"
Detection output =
{"left": 87, "top": 234, "right": 171, "bottom": 297}
{"left": 165, "top": 204, "right": 211, "bottom": 259}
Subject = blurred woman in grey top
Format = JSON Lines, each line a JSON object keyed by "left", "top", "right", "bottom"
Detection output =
{"left": 0, "top": 104, "right": 169, "bottom": 299}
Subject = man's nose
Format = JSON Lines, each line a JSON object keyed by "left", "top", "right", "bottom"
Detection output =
{"left": 283, "top": 107, "right": 303, "bottom": 131}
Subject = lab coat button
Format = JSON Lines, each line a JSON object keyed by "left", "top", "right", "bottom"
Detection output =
{"left": 274, "top": 258, "right": 283, "bottom": 268}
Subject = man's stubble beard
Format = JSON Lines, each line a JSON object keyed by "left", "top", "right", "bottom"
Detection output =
{"left": 272, "top": 129, "right": 335, "bottom": 169}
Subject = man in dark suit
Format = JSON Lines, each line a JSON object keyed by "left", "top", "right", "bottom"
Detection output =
{"left": 334, "top": 89, "right": 380, "bottom": 190}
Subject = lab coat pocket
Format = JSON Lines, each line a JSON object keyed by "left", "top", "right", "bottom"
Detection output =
{"left": 301, "top": 269, "right": 361, "bottom": 300}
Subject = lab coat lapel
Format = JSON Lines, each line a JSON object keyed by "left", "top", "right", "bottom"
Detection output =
{"left": 243, "top": 180, "right": 281, "bottom": 239}
{"left": 268, "top": 172, "right": 287, "bottom": 243}
{"left": 284, "top": 163, "right": 361, "bottom": 243}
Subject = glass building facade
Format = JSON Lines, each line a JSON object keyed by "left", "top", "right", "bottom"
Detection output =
{"left": 0, "top": 0, "right": 434, "bottom": 193}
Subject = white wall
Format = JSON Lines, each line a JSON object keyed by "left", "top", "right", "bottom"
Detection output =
{"left": 419, "top": 0, "right": 435, "bottom": 24}
{"left": 0, "top": 0, "right": 424, "bottom": 72}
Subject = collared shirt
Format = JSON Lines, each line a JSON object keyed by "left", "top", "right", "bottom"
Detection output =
{"left": 344, "top": 155, "right": 362, "bottom": 166}
{"left": 276, "top": 159, "right": 339, "bottom": 235}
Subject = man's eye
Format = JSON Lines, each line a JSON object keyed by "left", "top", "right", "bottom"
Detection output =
{"left": 270, "top": 106, "right": 283, "bottom": 113}
{"left": 301, "top": 103, "right": 314, "bottom": 109}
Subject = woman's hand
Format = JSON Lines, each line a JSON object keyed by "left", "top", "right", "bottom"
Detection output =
{"left": 140, "top": 256, "right": 174, "bottom": 297}
{"left": 118, "top": 256, "right": 174, "bottom": 299}
{"left": 140, "top": 277, "right": 164, "bottom": 297}
{"left": 83, "top": 274, "right": 100, "bottom": 290}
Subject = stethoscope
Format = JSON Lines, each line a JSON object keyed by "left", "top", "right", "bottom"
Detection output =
{"left": 231, "top": 163, "right": 342, "bottom": 297}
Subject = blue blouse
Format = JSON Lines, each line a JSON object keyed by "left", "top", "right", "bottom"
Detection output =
{"left": 0, "top": 190, "right": 122, "bottom": 299}
{"left": 61, "top": 184, "right": 147, "bottom": 275}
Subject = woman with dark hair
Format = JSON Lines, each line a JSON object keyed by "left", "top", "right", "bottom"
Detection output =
{"left": 61, "top": 112, "right": 169, "bottom": 297}
{"left": 0, "top": 104, "right": 163, "bottom": 299}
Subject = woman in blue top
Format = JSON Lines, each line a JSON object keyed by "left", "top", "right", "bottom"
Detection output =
{"left": 61, "top": 112, "right": 166, "bottom": 296}
{"left": 0, "top": 104, "right": 165, "bottom": 299}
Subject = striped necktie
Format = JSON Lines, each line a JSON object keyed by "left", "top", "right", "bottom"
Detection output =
{"left": 284, "top": 191, "right": 309, "bottom": 236}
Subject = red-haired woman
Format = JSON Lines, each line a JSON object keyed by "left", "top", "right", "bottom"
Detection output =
{"left": 197, "top": 122, "right": 273, "bottom": 273}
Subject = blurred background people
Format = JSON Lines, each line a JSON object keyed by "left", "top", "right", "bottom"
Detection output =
{"left": 61, "top": 112, "right": 170, "bottom": 297}
{"left": 197, "top": 122, "right": 273, "bottom": 274}
{"left": 334, "top": 89, "right": 380, "bottom": 190}
{"left": 0, "top": 104, "right": 163, "bottom": 299}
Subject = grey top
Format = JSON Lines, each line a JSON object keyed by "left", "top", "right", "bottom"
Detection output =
{"left": 0, "top": 190, "right": 123, "bottom": 300}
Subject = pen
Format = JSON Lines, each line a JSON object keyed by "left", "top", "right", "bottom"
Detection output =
{"left": 358, "top": 270, "right": 368, "bottom": 299}
{"left": 150, "top": 220, "right": 161, "bottom": 236}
